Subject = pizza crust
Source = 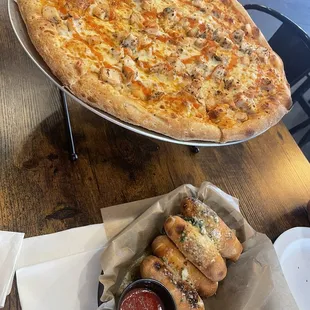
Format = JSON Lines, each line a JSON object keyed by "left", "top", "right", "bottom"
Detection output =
{"left": 17, "top": 0, "right": 292, "bottom": 143}
{"left": 71, "top": 73, "right": 222, "bottom": 141}
{"left": 221, "top": 105, "right": 288, "bottom": 142}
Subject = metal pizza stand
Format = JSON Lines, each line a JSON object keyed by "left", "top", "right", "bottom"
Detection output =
{"left": 8, "top": 0, "right": 267, "bottom": 160}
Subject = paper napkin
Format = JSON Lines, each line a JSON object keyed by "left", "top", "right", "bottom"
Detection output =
{"left": 0, "top": 230, "right": 24, "bottom": 308}
{"left": 16, "top": 224, "right": 107, "bottom": 310}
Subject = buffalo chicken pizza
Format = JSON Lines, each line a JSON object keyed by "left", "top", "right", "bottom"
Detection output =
{"left": 18, "top": 0, "right": 292, "bottom": 142}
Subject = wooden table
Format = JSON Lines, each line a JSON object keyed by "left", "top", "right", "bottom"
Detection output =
{"left": 1, "top": 2, "right": 310, "bottom": 310}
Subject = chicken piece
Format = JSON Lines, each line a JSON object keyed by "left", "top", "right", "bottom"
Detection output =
{"left": 145, "top": 22, "right": 161, "bottom": 35}
{"left": 220, "top": 37, "right": 233, "bottom": 49}
{"left": 162, "top": 7, "right": 178, "bottom": 20}
{"left": 212, "top": 54, "right": 222, "bottom": 62}
{"left": 212, "top": 29, "right": 224, "bottom": 43}
{"left": 192, "top": 62, "right": 208, "bottom": 78}
{"left": 261, "top": 78, "right": 274, "bottom": 92}
{"left": 223, "top": 78, "right": 234, "bottom": 90}
{"left": 123, "top": 56, "right": 139, "bottom": 82}
{"left": 123, "top": 66, "right": 138, "bottom": 82}
{"left": 99, "top": 68, "right": 122, "bottom": 85}
{"left": 129, "top": 11, "right": 145, "bottom": 26}
{"left": 121, "top": 34, "right": 138, "bottom": 49}
{"left": 138, "top": 34, "right": 152, "bottom": 47}
{"left": 240, "top": 55, "right": 250, "bottom": 66}
{"left": 92, "top": 3, "right": 110, "bottom": 20}
{"left": 56, "top": 22, "right": 70, "bottom": 36}
{"left": 42, "top": 6, "right": 61, "bottom": 24}
{"left": 240, "top": 42, "right": 253, "bottom": 55}
{"left": 187, "top": 27, "right": 199, "bottom": 37}
{"left": 192, "top": 0, "right": 206, "bottom": 10}
{"left": 212, "top": 29, "right": 233, "bottom": 49}
{"left": 111, "top": 47, "right": 124, "bottom": 60}
{"left": 212, "top": 65, "right": 226, "bottom": 81}
{"left": 180, "top": 17, "right": 190, "bottom": 31}
{"left": 184, "top": 78, "right": 203, "bottom": 97}
{"left": 235, "top": 94, "right": 257, "bottom": 113}
{"left": 235, "top": 111, "right": 248, "bottom": 122}
{"left": 123, "top": 55, "right": 136, "bottom": 67}
{"left": 195, "top": 38, "right": 206, "bottom": 48}
{"left": 244, "top": 23, "right": 252, "bottom": 35}
{"left": 233, "top": 29, "right": 245, "bottom": 44}
{"left": 141, "top": 0, "right": 154, "bottom": 11}
{"left": 173, "top": 59, "right": 186, "bottom": 75}
{"left": 130, "top": 81, "right": 150, "bottom": 100}
{"left": 256, "top": 47, "right": 270, "bottom": 63}
{"left": 122, "top": 56, "right": 138, "bottom": 82}
{"left": 150, "top": 63, "right": 173, "bottom": 74}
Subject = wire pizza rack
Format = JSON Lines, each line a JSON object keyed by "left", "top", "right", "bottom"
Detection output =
{"left": 8, "top": 0, "right": 266, "bottom": 161}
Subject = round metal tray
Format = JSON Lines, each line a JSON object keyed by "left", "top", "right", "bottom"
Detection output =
{"left": 8, "top": 0, "right": 264, "bottom": 147}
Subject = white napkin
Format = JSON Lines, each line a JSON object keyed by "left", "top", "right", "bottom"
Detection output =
{"left": 16, "top": 224, "right": 107, "bottom": 310}
{"left": 0, "top": 230, "right": 24, "bottom": 308}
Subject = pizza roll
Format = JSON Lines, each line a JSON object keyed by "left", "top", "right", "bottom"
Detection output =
{"left": 140, "top": 255, "right": 205, "bottom": 310}
{"left": 152, "top": 235, "right": 218, "bottom": 297}
{"left": 164, "top": 216, "right": 227, "bottom": 282}
{"left": 181, "top": 197, "right": 243, "bottom": 262}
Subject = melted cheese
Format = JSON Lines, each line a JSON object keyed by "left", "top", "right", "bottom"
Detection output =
{"left": 40, "top": 0, "right": 285, "bottom": 126}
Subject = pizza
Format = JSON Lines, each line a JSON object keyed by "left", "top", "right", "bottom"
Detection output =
{"left": 17, "top": 0, "right": 292, "bottom": 142}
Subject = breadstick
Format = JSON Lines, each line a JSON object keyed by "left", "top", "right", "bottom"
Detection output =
{"left": 152, "top": 235, "right": 218, "bottom": 297}
{"left": 140, "top": 255, "right": 205, "bottom": 310}
{"left": 181, "top": 197, "right": 243, "bottom": 261}
{"left": 164, "top": 216, "right": 227, "bottom": 282}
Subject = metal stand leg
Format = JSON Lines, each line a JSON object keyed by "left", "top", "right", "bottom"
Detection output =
{"left": 189, "top": 146, "right": 200, "bottom": 153}
{"left": 60, "top": 90, "right": 78, "bottom": 161}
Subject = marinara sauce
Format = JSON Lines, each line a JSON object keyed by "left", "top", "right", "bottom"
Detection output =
{"left": 120, "top": 288, "right": 164, "bottom": 310}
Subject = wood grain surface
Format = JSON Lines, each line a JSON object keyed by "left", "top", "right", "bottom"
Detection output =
{"left": 1, "top": 0, "right": 310, "bottom": 309}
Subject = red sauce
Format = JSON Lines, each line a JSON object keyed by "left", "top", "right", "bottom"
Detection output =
{"left": 120, "top": 288, "right": 164, "bottom": 310}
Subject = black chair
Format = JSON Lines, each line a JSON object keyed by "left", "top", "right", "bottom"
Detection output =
{"left": 245, "top": 4, "right": 310, "bottom": 149}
